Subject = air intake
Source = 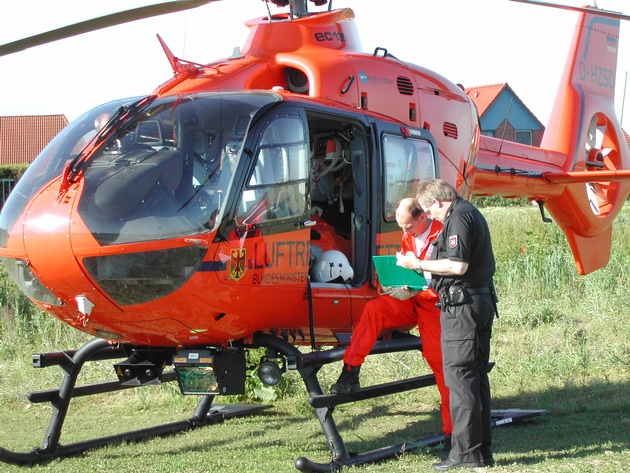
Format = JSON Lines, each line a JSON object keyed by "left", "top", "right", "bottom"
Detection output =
{"left": 443, "top": 122, "right": 458, "bottom": 139}
{"left": 396, "top": 76, "right": 414, "bottom": 95}
{"left": 287, "top": 68, "right": 309, "bottom": 94}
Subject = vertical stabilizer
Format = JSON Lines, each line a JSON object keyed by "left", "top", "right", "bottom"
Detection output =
{"left": 542, "top": 8, "right": 620, "bottom": 163}
{"left": 539, "top": 6, "right": 630, "bottom": 274}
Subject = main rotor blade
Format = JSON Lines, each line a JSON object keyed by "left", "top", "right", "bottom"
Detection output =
{"left": 0, "top": 0, "right": 219, "bottom": 58}
{"left": 509, "top": 0, "right": 630, "bottom": 21}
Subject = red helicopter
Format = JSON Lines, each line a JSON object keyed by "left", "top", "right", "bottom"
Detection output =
{"left": 0, "top": 0, "right": 629, "bottom": 470}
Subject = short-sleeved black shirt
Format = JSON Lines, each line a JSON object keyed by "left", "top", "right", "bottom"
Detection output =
{"left": 430, "top": 197, "right": 495, "bottom": 292}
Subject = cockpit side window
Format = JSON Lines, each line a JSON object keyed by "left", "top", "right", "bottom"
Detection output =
{"left": 238, "top": 115, "right": 309, "bottom": 225}
{"left": 382, "top": 134, "right": 436, "bottom": 221}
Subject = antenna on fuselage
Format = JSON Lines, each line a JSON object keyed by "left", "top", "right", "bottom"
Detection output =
{"left": 498, "top": 97, "right": 515, "bottom": 155}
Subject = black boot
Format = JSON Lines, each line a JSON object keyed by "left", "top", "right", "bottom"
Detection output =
{"left": 481, "top": 446, "right": 495, "bottom": 467}
{"left": 330, "top": 364, "right": 361, "bottom": 394}
{"left": 440, "top": 434, "right": 452, "bottom": 460}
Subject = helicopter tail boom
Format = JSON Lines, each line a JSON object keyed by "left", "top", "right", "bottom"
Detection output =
{"left": 470, "top": 5, "right": 630, "bottom": 275}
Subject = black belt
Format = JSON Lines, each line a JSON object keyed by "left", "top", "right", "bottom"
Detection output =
{"left": 466, "top": 287, "right": 492, "bottom": 296}
{"left": 467, "top": 286, "right": 500, "bottom": 318}
{"left": 436, "top": 285, "right": 494, "bottom": 310}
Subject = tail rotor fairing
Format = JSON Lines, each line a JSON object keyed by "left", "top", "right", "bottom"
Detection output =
{"left": 583, "top": 113, "right": 621, "bottom": 217}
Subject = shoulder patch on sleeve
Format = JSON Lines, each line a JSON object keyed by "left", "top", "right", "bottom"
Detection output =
{"left": 448, "top": 235, "right": 458, "bottom": 248}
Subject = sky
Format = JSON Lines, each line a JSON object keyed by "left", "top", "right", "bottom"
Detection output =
{"left": 0, "top": 0, "right": 629, "bottom": 127}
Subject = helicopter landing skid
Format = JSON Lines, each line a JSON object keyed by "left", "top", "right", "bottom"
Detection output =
{"left": 0, "top": 337, "right": 271, "bottom": 466}
{"left": 294, "top": 409, "right": 547, "bottom": 472}
{"left": 252, "top": 333, "right": 547, "bottom": 473}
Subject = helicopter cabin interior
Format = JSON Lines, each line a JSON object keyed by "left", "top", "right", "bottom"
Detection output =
{"left": 306, "top": 112, "right": 436, "bottom": 289}
{"left": 232, "top": 106, "right": 438, "bottom": 289}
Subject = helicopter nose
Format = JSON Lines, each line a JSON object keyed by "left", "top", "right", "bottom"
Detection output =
{"left": 20, "top": 187, "right": 88, "bottom": 309}
{"left": 0, "top": 186, "right": 77, "bottom": 311}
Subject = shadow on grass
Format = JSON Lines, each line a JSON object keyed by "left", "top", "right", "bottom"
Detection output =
{"left": 288, "top": 377, "right": 630, "bottom": 468}
{"left": 1, "top": 376, "right": 628, "bottom": 469}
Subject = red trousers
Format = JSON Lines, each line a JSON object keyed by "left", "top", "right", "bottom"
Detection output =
{"left": 343, "top": 293, "right": 453, "bottom": 436}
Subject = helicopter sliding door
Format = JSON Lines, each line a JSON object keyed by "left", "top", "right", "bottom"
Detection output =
{"left": 211, "top": 100, "right": 375, "bottom": 343}
{"left": 372, "top": 122, "right": 438, "bottom": 272}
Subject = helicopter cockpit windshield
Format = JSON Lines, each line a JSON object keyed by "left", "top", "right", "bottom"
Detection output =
{"left": 76, "top": 92, "right": 280, "bottom": 245}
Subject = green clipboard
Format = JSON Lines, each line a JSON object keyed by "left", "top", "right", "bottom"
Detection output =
{"left": 372, "top": 255, "right": 428, "bottom": 291}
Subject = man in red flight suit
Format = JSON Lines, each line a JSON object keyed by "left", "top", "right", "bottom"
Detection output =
{"left": 330, "top": 197, "right": 452, "bottom": 443}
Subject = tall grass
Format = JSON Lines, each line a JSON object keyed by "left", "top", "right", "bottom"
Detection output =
{"left": 0, "top": 204, "right": 629, "bottom": 393}
{"left": 0, "top": 274, "right": 89, "bottom": 358}
{"left": 0, "top": 205, "right": 628, "bottom": 471}
{"left": 483, "top": 204, "right": 630, "bottom": 411}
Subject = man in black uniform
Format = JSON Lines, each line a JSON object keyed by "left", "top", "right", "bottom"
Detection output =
{"left": 397, "top": 179, "right": 497, "bottom": 470}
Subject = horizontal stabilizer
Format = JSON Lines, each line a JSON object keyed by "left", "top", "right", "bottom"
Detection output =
{"left": 543, "top": 169, "right": 630, "bottom": 184}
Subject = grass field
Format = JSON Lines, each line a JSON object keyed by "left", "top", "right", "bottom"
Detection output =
{"left": 0, "top": 205, "right": 628, "bottom": 472}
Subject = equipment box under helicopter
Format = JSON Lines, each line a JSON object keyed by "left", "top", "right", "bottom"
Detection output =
{"left": 172, "top": 348, "right": 246, "bottom": 395}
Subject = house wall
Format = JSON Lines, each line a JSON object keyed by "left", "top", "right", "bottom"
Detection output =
{"left": 478, "top": 89, "right": 544, "bottom": 146}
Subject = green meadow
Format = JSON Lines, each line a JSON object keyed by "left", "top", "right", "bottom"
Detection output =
{"left": 0, "top": 204, "right": 628, "bottom": 472}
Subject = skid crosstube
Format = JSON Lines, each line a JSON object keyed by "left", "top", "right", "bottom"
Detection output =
{"left": 0, "top": 337, "right": 270, "bottom": 466}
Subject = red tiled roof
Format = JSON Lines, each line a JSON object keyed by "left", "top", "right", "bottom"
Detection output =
{"left": 464, "top": 83, "right": 505, "bottom": 116}
{"left": 0, "top": 115, "right": 68, "bottom": 165}
{"left": 464, "top": 83, "right": 544, "bottom": 129}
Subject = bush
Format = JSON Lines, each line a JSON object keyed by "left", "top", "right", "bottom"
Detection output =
{"left": 471, "top": 195, "right": 532, "bottom": 207}
{"left": 0, "top": 165, "right": 28, "bottom": 181}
